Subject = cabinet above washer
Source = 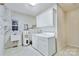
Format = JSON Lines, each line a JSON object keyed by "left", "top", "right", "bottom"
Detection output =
{"left": 36, "top": 8, "right": 56, "bottom": 27}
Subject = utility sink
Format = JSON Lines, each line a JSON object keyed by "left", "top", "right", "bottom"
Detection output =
{"left": 34, "top": 32, "right": 55, "bottom": 38}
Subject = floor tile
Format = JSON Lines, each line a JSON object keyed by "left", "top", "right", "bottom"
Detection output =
{"left": 4, "top": 46, "right": 42, "bottom": 56}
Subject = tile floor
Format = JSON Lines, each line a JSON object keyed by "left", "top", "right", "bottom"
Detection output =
{"left": 4, "top": 46, "right": 42, "bottom": 56}
{"left": 4, "top": 45, "right": 79, "bottom": 56}
{"left": 55, "top": 46, "right": 79, "bottom": 56}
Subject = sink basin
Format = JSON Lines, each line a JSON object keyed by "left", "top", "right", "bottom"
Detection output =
{"left": 33, "top": 32, "right": 55, "bottom": 38}
{"left": 42, "top": 32, "right": 55, "bottom": 35}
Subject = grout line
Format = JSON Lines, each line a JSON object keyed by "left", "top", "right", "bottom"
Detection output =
{"left": 32, "top": 46, "right": 44, "bottom": 56}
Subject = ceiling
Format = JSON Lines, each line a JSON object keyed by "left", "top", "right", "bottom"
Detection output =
{"left": 59, "top": 3, "right": 79, "bottom": 12}
{"left": 5, "top": 3, "right": 79, "bottom": 16}
{"left": 5, "top": 3, "right": 54, "bottom": 16}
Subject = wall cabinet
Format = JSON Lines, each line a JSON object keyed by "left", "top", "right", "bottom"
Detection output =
{"left": 36, "top": 8, "right": 56, "bottom": 27}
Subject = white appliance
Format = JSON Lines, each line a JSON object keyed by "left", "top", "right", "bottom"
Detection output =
{"left": 32, "top": 32, "right": 56, "bottom": 56}
{"left": 23, "top": 31, "right": 30, "bottom": 46}
{"left": 11, "top": 33, "right": 20, "bottom": 41}
{"left": 10, "top": 31, "right": 21, "bottom": 46}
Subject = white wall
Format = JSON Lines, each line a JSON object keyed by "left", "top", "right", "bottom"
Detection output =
{"left": 4, "top": 10, "right": 36, "bottom": 48}
{"left": 0, "top": 5, "right": 5, "bottom": 55}
{"left": 11, "top": 11, "right": 36, "bottom": 32}
{"left": 57, "top": 6, "right": 66, "bottom": 51}
{"left": 66, "top": 8, "right": 79, "bottom": 47}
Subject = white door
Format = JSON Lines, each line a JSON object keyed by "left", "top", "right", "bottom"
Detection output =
{"left": 38, "top": 37, "right": 48, "bottom": 55}
{"left": 32, "top": 35, "right": 38, "bottom": 49}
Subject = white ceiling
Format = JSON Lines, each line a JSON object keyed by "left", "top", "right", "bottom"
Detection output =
{"left": 59, "top": 3, "right": 79, "bottom": 12}
{"left": 5, "top": 3, "right": 54, "bottom": 16}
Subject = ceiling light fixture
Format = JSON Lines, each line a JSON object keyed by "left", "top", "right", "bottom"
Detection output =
{"left": 29, "top": 3, "right": 37, "bottom": 6}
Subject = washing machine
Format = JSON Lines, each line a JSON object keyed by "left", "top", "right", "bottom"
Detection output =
{"left": 22, "top": 31, "right": 30, "bottom": 46}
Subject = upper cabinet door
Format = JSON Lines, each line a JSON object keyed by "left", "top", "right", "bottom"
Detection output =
{"left": 36, "top": 8, "right": 56, "bottom": 27}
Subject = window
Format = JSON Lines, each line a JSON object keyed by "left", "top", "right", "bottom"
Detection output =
{"left": 12, "top": 20, "right": 18, "bottom": 31}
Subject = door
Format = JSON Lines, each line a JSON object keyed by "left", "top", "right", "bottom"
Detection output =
{"left": 38, "top": 37, "right": 48, "bottom": 55}
{"left": 32, "top": 35, "right": 38, "bottom": 49}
